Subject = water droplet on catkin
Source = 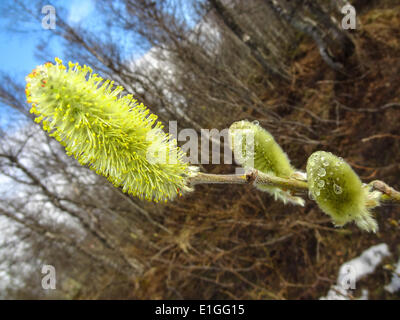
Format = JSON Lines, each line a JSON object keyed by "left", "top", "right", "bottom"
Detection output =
{"left": 317, "top": 168, "right": 326, "bottom": 177}
{"left": 333, "top": 184, "right": 342, "bottom": 194}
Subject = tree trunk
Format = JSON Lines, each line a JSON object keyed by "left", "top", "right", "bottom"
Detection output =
{"left": 209, "top": 0, "right": 289, "bottom": 80}
{"left": 265, "top": 0, "right": 355, "bottom": 71}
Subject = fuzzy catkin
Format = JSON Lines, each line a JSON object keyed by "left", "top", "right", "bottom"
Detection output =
{"left": 229, "top": 120, "right": 304, "bottom": 206}
{"left": 307, "top": 151, "right": 380, "bottom": 232}
{"left": 26, "top": 58, "right": 198, "bottom": 202}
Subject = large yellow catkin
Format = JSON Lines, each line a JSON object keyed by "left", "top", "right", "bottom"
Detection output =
{"left": 26, "top": 58, "right": 198, "bottom": 202}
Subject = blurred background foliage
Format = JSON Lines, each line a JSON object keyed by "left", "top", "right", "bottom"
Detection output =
{"left": 0, "top": 0, "right": 400, "bottom": 299}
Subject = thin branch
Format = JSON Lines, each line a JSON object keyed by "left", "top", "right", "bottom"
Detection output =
{"left": 188, "top": 172, "right": 251, "bottom": 185}
{"left": 362, "top": 134, "right": 400, "bottom": 143}
{"left": 189, "top": 170, "right": 400, "bottom": 203}
{"left": 370, "top": 180, "right": 400, "bottom": 203}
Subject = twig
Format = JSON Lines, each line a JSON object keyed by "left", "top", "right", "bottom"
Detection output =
{"left": 362, "top": 133, "right": 400, "bottom": 143}
{"left": 188, "top": 170, "right": 400, "bottom": 203}
{"left": 370, "top": 180, "right": 400, "bottom": 203}
{"left": 188, "top": 172, "right": 251, "bottom": 185}
{"left": 189, "top": 170, "right": 307, "bottom": 190}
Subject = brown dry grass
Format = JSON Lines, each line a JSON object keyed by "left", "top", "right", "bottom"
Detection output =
{"left": 121, "top": 3, "right": 400, "bottom": 300}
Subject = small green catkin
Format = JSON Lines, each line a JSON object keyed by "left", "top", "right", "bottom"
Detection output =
{"left": 26, "top": 58, "right": 198, "bottom": 202}
{"left": 306, "top": 151, "right": 381, "bottom": 233}
{"left": 229, "top": 120, "right": 304, "bottom": 206}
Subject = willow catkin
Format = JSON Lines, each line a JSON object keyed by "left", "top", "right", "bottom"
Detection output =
{"left": 26, "top": 58, "right": 198, "bottom": 202}
{"left": 307, "top": 151, "right": 380, "bottom": 232}
{"left": 229, "top": 120, "right": 304, "bottom": 206}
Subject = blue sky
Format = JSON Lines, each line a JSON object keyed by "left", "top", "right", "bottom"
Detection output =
{"left": 0, "top": 0, "right": 200, "bottom": 129}
{"left": 0, "top": 0, "right": 96, "bottom": 128}
{"left": 0, "top": 0, "right": 95, "bottom": 82}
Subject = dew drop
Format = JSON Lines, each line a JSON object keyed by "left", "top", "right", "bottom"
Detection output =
{"left": 308, "top": 191, "right": 315, "bottom": 200}
{"left": 315, "top": 188, "right": 321, "bottom": 196}
{"left": 318, "top": 180, "right": 325, "bottom": 188}
{"left": 333, "top": 184, "right": 342, "bottom": 194}
{"left": 317, "top": 168, "right": 326, "bottom": 177}
{"left": 323, "top": 160, "right": 329, "bottom": 167}
{"left": 252, "top": 120, "right": 259, "bottom": 126}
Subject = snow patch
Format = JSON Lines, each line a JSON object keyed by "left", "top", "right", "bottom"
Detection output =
{"left": 385, "top": 257, "right": 400, "bottom": 293}
{"left": 320, "top": 243, "right": 391, "bottom": 300}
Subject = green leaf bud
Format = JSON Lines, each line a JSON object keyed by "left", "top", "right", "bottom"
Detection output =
{"left": 25, "top": 58, "right": 198, "bottom": 202}
{"left": 229, "top": 120, "right": 304, "bottom": 206}
{"left": 306, "top": 151, "right": 380, "bottom": 232}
